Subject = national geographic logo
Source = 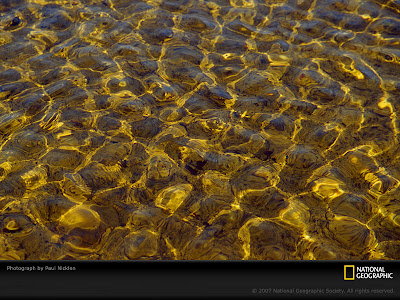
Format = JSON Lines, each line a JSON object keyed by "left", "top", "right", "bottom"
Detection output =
{"left": 344, "top": 265, "right": 355, "bottom": 280}
{"left": 344, "top": 265, "right": 394, "bottom": 280}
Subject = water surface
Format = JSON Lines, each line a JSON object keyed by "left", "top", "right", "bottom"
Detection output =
{"left": 0, "top": 0, "right": 400, "bottom": 260}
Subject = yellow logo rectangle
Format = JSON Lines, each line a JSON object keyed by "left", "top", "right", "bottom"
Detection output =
{"left": 344, "top": 265, "right": 355, "bottom": 280}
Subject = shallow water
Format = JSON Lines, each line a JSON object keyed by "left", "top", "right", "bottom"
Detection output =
{"left": 0, "top": 0, "right": 400, "bottom": 260}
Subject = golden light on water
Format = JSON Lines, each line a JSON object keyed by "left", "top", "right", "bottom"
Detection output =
{"left": 0, "top": 0, "right": 399, "bottom": 260}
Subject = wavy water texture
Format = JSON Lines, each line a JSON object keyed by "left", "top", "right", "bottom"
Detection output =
{"left": 0, "top": 0, "right": 399, "bottom": 260}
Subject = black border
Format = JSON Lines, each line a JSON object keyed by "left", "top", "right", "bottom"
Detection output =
{"left": 0, "top": 260, "right": 399, "bottom": 299}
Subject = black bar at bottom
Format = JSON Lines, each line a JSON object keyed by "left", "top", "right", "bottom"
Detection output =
{"left": 0, "top": 261, "right": 398, "bottom": 299}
